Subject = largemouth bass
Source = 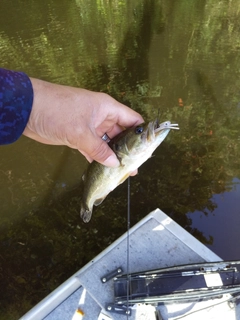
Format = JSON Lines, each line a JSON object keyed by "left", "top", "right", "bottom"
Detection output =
{"left": 80, "top": 119, "right": 179, "bottom": 222}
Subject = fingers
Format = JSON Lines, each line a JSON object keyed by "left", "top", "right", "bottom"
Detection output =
{"left": 130, "top": 169, "right": 138, "bottom": 176}
{"left": 103, "top": 153, "right": 120, "bottom": 167}
{"left": 80, "top": 137, "right": 120, "bottom": 167}
{"left": 81, "top": 144, "right": 139, "bottom": 175}
{"left": 113, "top": 101, "right": 144, "bottom": 128}
{"left": 99, "top": 123, "right": 124, "bottom": 141}
{"left": 79, "top": 150, "right": 93, "bottom": 163}
{"left": 98, "top": 93, "right": 144, "bottom": 129}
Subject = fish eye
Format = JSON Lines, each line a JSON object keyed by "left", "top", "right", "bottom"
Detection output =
{"left": 135, "top": 126, "right": 144, "bottom": 134}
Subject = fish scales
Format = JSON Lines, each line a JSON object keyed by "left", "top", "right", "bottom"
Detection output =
{"left": 80, "top": 119, "right": 179, "bottom": 222}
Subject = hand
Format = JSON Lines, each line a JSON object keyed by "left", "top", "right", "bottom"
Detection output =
{"left": 23, "top": 78, "right": 144, "bottom": 168}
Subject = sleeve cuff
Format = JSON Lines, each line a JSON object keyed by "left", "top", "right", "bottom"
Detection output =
{"left": 0, "top": 68, "right": 33, "bottom": 144}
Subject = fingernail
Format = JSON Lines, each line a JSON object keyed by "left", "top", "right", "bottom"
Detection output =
{"left": 103, "top": 155, "right": 120, "bottom": 167}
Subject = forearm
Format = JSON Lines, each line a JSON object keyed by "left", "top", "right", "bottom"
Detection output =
{"left": 0, "top": 68, "right": 33, "bottom": 144}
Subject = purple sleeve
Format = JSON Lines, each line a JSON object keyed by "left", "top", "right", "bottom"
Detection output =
{"left": 0, "top": 68, "right": 33, "bottom": 144}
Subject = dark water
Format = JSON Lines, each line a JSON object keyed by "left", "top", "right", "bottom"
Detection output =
{"left": 1, "top": 0, "right": 240, "bottom": 318}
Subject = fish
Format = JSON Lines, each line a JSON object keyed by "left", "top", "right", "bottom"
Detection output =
{"left": 80, "top": 119, "right": 179, "bottom": 223}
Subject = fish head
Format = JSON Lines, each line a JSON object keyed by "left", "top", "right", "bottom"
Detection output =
{"left": 110, "top": 119, "right": 179, "bottom": 159}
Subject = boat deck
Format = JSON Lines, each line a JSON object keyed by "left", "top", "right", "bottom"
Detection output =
{"left": 20, "top": 209, "right": 240, "bottom": 320}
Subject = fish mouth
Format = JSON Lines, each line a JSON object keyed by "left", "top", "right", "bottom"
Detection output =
{"left": 146, "top": 120, "right": 179, "bottom": 141}
{"left": 154, "top": 120, "right": 179, "bottom": 133}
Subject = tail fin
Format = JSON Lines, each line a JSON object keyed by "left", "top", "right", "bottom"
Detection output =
{"left": 80, "top": 206, "right": 92, "bottom": 223}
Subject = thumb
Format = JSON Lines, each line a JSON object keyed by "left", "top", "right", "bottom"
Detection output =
{"left": 83, "top": 137, "right": 120, "bottom": 167}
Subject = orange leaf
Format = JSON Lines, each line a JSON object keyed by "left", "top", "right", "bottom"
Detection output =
{"left": 178, "top": 98, "right": 184, "bottom": 107}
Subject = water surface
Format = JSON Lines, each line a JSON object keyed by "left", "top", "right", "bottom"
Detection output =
{"left": 1, "top": 1, "right": 240, "bottom": 318}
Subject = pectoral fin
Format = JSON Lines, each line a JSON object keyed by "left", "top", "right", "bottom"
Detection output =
{"left": 118, "top": 172, "right": 130, "bottom": 185}
{"left": 94, "top": 196, "right": 107, "bottom": 206}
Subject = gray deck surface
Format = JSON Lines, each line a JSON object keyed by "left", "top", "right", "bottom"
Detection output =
{"left": 20, "top": 208, "right": 240, "bottom": 320}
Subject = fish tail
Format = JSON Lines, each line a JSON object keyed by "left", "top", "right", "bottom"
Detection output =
{"left": 80, "top": 206, "right": 92, "bottom": 223}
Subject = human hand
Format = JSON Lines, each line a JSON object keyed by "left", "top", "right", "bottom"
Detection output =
{"left": 23, "top": 78, "right": 144, "bottom": 168}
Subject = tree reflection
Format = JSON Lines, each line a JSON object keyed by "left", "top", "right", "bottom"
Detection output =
{"left": 1, "top": 0, "right": 240, "bottom": 319}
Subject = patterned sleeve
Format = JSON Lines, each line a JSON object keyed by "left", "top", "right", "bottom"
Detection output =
{"left": 0, "top": 68, "right": 33, "bottom": 145}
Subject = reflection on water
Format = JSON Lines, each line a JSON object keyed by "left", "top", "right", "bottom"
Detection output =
{"left": 1, "top": 0, "right": 240, "bottom": 318}
{"left": 188, "top": 178, "right": 240, "bottom": 260}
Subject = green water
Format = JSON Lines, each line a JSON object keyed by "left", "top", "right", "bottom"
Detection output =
{"left": 1, "top": 0, "right": 240, "bottom": 318}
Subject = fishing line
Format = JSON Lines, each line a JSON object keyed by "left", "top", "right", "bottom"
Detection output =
{"left": 126, "top": 177, "right": 131, "bottom": 319}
